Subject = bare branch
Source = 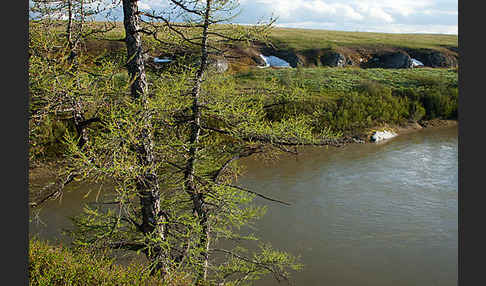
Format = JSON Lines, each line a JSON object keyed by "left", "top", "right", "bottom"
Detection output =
{"left": 225, "top": 184, "right": 291, "bottom": 206}
{"left": 168, "top": 0, "right": 204, "bottom": 16}
{"left": 140, "top": 11, "right": 204, "bottom": 48}
{"left": 212, "top": 146, "right": 264, "bottom": 182}
{"left": 108, "top": 241, "right": 146, "bottom": 251}
{"left": 29, "top": 172, "right": 77, "bottom": 208}
{"left": 211, "top": 248, "right": 291, "bottom": 283}
{"left": 201, "top": 125, "right": 346, "bottom": 147}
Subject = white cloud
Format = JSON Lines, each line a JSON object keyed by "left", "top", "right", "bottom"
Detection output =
{"left": 245, "top": 0, "right": 366, "bottom": 22}
{"left": 340, "top": 5, "right": 364, "bottom": 20}
{"left": 236, "top": 0, "right": 457, "bottom": 34}
{"left": 305, "top": 2, "right": 364, "bottom": 21}
{"left": 277, "top": 21, "right": 457, "bottom": 35}
{"left": 355, "top": 6, "right": 394, "bottom": 23}
{"left": 355, "top": 0, "right": 434, "bottom": 17}
{"left": 276, "top": 21, "right": 337, "bottom": 29}
{"left": 422, "top": 9, "right": 458, "bottom": 16}
{"left": 138, "top": 2, "right": 151, "bottom": 11}
{"left": 63, "top": 0, "right": 457, "bottom": 35}
{"left": 138, "top": 0, "right": 169, "bottom": 11}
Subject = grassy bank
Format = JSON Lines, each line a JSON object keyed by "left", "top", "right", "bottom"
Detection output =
{"left": 236, "top": 67, "right": 458, "bottom": 93}
{"left": 70, "top": 22, "right": 458, "bottom": 52}
{"left": 267, "top": 27, "right": 458, "bottom": 52}
{"left": 29, "top": 66, "right": 458, "bottom": 161}
{"left": 28, "top": 20, "right": 458, "bottom": 160}
{"left": 235, "top": 67, "right": 458, "bottom": 136}
{"left": 30, "top": 21, "right": 457, "bottom": 67}
{"left": 29, "top": 238, "right": 190, "bottom": 286}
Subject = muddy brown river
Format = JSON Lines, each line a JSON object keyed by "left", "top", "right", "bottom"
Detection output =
{"left": 29, "top": 126, "right": 458, "bottom": 286}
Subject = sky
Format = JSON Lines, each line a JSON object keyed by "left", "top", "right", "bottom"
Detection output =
{"left": 31, "top": 0, "right": 458, "bottom": 35}
{"left": 240, "top": 0, "right": 458, "bottom": 34}
{"left": 136, "top": 0, "right": 457, "bottom": 34}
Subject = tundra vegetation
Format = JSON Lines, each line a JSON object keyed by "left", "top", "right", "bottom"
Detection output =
{"left": 29, "top": 238, "right": 181, "bottom": 285}
{"left": 28, "top": 1, "right": 458, "bottom": 285}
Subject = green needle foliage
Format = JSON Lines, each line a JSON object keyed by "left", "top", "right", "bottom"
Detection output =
{"left": 63, "top": 64, "right": 315, "bottom": 284}
{"left": 29, "top": 1, "right": 457, "bottom": 285}
{"left": 30, "top": 1, "right": 316, "bottom": 285}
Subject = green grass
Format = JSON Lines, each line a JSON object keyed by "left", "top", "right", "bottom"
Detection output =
{"left": 267, "top": 27, "right": 458, "bottom": 52}
{"left": 29, "top": 238, "right": 191, "bottom": 286}
{"left": 95, "top": 23, "right": 458, "bottom": 51}
{"left": 29, "top": 20, "right": 459, "bottom": 157}
{"left": 233, "top": 67, "right": 458, "bottom": 135}
{"left": 31, "top": 20, "right": 457, "bottom": 53}
{"left": 235, "top": 67, "right": 458, "bottom": 93}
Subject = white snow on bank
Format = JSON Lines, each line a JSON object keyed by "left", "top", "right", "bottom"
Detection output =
{"left": 154, "top": 57, "right": 172, "bottom": 63}
{"left": 258, "top": 54, "right": 291, "bottom": 68}
{"left": 411, "top": 58, "right": 424, "bottom": 67}
{"left": 371, "top": 130, "right": 397, "bottom": 142}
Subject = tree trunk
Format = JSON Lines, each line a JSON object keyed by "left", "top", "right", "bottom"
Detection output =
{"left": 122, "top": 0, "right": 147, "bottom": 99}
{"left": 121, "top": 0, "right": 166, "bottom": 273}
{"left": 66, "top": 0, "right": 73, "bottom": 48}
{"left": 66, "top": 0, "right": 78, "bottom": 62}
{"left": 183, "top": 0, "right": 212, "bottom": 282}
{"left": 67, "top": 0, "right": 84, "bottom": 147}
{"left": 73, "top": 100, "right": 88, "bottom": 148}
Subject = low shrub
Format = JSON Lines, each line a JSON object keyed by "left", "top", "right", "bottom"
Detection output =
{"left": 315, "top": 88, "right": 409, "bottom": 133}
{"left": 421, "top": 87, "right": 458, "bottom": 119}
{"left": 262, "top": 78, "right": 457, "bottom": 136}
{"left": 29, "top": 238, "right": 191, "bottom": 286}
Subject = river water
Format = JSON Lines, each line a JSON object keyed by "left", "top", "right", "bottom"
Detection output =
{"left": 239, "top": 126, "right": 458, "bottom": 286}
{"left": 29, "top": 126, "right": 458, "bottom": 286}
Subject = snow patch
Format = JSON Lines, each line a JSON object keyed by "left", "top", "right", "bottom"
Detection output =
{"left": 370, "top": 130, "right": 397, "bottom": 142}
{"left": 154, "top": 57, "right": 172, "bottom": 63}
{"left": 411, "top": 58, "right": 424, "bottom": 67}
{"left": 258, "top": 54, "right": 291, "bottom": 68}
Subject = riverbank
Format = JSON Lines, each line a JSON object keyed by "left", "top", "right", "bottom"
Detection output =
{"left": 28, "top": 18, "right": 459, "bottom": 286}
{"left": 28, "top": 119, "right": 457, "bottom": 177}
{"left": 364, "top": 119, "right": 458, "bottom": 142}
{"left": 299, "top": 119, "right": 458, "bottom": 147}
{"left": 28, "top": 123, "right": 458, "bottom": 286}
{"left": 76, "top": 23, "right": 458, "bottom": 71}
{"left": 29, "top": 21, "right": 458, "bottom": 165}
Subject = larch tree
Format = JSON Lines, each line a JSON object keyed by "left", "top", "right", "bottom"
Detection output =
{"left": 31, "top": 0, "right": 342, "bottom": 285}
{"left": 29, "top": 0, "right": 117, "bottom": 154}
{"left": 29, "top": 0, "right": 118, "bottom": 206}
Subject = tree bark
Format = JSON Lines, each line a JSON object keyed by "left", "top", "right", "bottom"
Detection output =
{"left": 122, "top": 0, "right": 166, "bottom": 273}
{"left": 122, "top": 0, "right": 147, "bottom": 99}
{"left": 66, "top": 0, "right": 73, "bottom": 48}
{"left": 66, "top": 0, "right": 80, "bottom": 62}
{"left": 182, "top": 0, "right": 212, "bottom": 281}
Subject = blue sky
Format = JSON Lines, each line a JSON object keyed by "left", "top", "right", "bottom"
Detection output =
{"left": 31, "top": 0, "right": 458, "bottom": 35}
{"left": 137, "top": 0, "right": 458, "bottom": 34}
